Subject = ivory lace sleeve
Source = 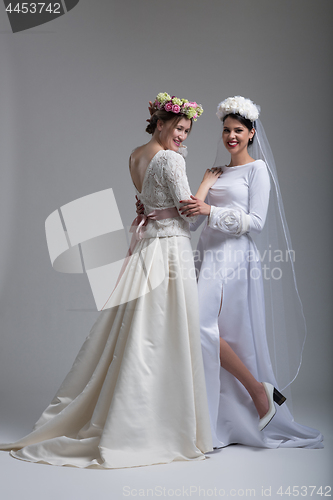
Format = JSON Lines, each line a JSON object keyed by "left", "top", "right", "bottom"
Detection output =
{"left": 163, "top": 151, "right": 198, "bottom": 224}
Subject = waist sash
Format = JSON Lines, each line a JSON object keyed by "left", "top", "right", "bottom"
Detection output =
{"left": 101, "top": 206, "right": 179, "bottom": 310}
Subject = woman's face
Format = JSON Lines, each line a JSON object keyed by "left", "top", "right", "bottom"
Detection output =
{"left": 157, "top": 117, "right": 191, "bottom": 152}
{"left": 222, "top": 116, "right": 254, "bottom": 154}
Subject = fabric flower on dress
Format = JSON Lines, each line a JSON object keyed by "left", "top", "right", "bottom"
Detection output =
{"left": 209, "top": 206, "right": 250, "bottom": 236}
{"left": 177, "top": 145, "right": 188, "bottom": 158}
{"left": 217, "top": 210, "right": 242, "bottom": 234}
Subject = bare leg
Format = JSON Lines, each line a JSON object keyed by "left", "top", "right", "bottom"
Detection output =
{"left": 219, "top": 337, "right": 269, "bottom": 419}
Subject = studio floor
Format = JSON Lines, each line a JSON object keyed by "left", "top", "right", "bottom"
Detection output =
{"left": 0, "top": 398, "right": 331, "bottom": 500}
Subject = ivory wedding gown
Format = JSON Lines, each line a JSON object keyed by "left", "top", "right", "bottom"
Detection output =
{"left": 191, "top": 160, "right": 323, "bottom": 449}
{"left": 0, "top": 149, "right": 213, "bottom": 468}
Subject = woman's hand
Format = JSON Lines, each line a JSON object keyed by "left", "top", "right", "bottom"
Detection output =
{"left": 179, "top": 196, "right": 211, "bottom": 217}
{"left": 146, "top": 102, "right": 155, "bottom": 124}
{"left": 193, "top": 167, "right": 222, "bottom": 203}
{"left": 201, "top": 167, "right": 222, "bottom": 188}
{"left": 135, "top": 195, "right": 144, "bottom": 215}
{"left": 148, "top": 101, "right": 154, "bottom": 116}
{"left": 135, "top": 196, "right": 148, "bottom": 226}
{"left": 146, "top": 101, "right": 154, "bottom": 120}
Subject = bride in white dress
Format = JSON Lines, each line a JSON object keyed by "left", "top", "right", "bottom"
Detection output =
{"left": 180, "top": 96, "right": 323, "bottom": 449}
{"left": 0, "top": 93, "right": 217, "bottom": 468}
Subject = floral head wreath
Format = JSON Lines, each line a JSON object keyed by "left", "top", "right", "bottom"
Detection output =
{"left": 153, "top": 92, "right": 203, "bottom": 121}
{"left": 216, "top": 96, "right": 260, "bottom": 123}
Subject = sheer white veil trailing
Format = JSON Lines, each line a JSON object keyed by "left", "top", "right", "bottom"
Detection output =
{"left": 214, "top": 117, "right": 307, "bottom": 392}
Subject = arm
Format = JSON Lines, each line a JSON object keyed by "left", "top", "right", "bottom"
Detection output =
{"left": 209, "top": 163, "right": 271, "bottom": 236}
{"left": 179, "top": 167, "right": 222, "bottom": 217}
{"left": 189, "top": 213, "right": 207, "bottom": 232}
{"left": 246, "top": 164, "right": 271, "bottom": 233}
{"left": 189, "top": 195, "right": 208, "bottom": 231}
{"left": 163, "top": 151, "right": 199, "bottom": 224}
{"left": 195, "top": 167, "right": 223, "bottom": 200}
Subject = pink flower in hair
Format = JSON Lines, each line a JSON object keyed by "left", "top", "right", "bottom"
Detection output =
{"left": 172, "top": 104, "right": 181, "bottom": 113}
{"left": 164, "top": 102, "right": 173, "bottom": 112}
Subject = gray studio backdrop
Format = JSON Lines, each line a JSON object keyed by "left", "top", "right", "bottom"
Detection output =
{"left": 0, "top": 0, "right": 332, "bottom": 436}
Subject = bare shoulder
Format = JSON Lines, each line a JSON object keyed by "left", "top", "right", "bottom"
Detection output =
{"left": 129, "top": 145, "right": 146, "bottom": 168}
{"left": 130, "top": 144, "right": 164, "bottom": 172}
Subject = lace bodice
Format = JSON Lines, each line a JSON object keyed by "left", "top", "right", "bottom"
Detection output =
{"left": 134, "top": 150, "right": 197, "bottom": 238}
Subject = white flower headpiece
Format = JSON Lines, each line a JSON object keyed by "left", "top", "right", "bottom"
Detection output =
{"left": 216, "top": 96, "right": 260, "bottom": 123}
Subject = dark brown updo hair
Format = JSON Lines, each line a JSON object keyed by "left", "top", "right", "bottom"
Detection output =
{"left": 146, "top": 109, "right": 193, "bottom": 135}
{"left": 222, "top": 113, "right": 256, "bottom": 146}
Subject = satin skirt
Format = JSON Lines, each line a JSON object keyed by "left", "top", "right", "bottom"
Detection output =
{"left": 196, "top": 227, "right": 323, "bottom": 449}
{"left": 0, "top": 236, "right": 213, "bottom": 468}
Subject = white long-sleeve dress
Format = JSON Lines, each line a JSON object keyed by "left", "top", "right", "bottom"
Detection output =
{"left": 0, "top": 149, "right": 213, "bottom": 468}
{"left": 191, "top": 160, "right": 323, "bottom": 449}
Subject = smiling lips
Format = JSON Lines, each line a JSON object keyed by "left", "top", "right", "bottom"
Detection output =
{"left": 227, "top": 141, "right": 238, "bottom": 148}
{"left": 174, "top": 140, "right": 181, "bottom": 147}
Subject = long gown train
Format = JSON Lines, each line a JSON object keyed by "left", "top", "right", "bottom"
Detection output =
{"left": 0, "top": 150, "right": 213, "bottom": 468}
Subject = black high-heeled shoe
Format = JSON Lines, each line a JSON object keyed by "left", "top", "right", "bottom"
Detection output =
{"left": 258, "top": 382, "right": 286, "bottom": 431}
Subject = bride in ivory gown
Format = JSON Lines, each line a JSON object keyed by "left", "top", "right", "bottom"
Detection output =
{"left": 180, "top": 96, "right": 323, "bottom": 449}
{"left": 0, "top": 93, "right": 217, "bottom": 468}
